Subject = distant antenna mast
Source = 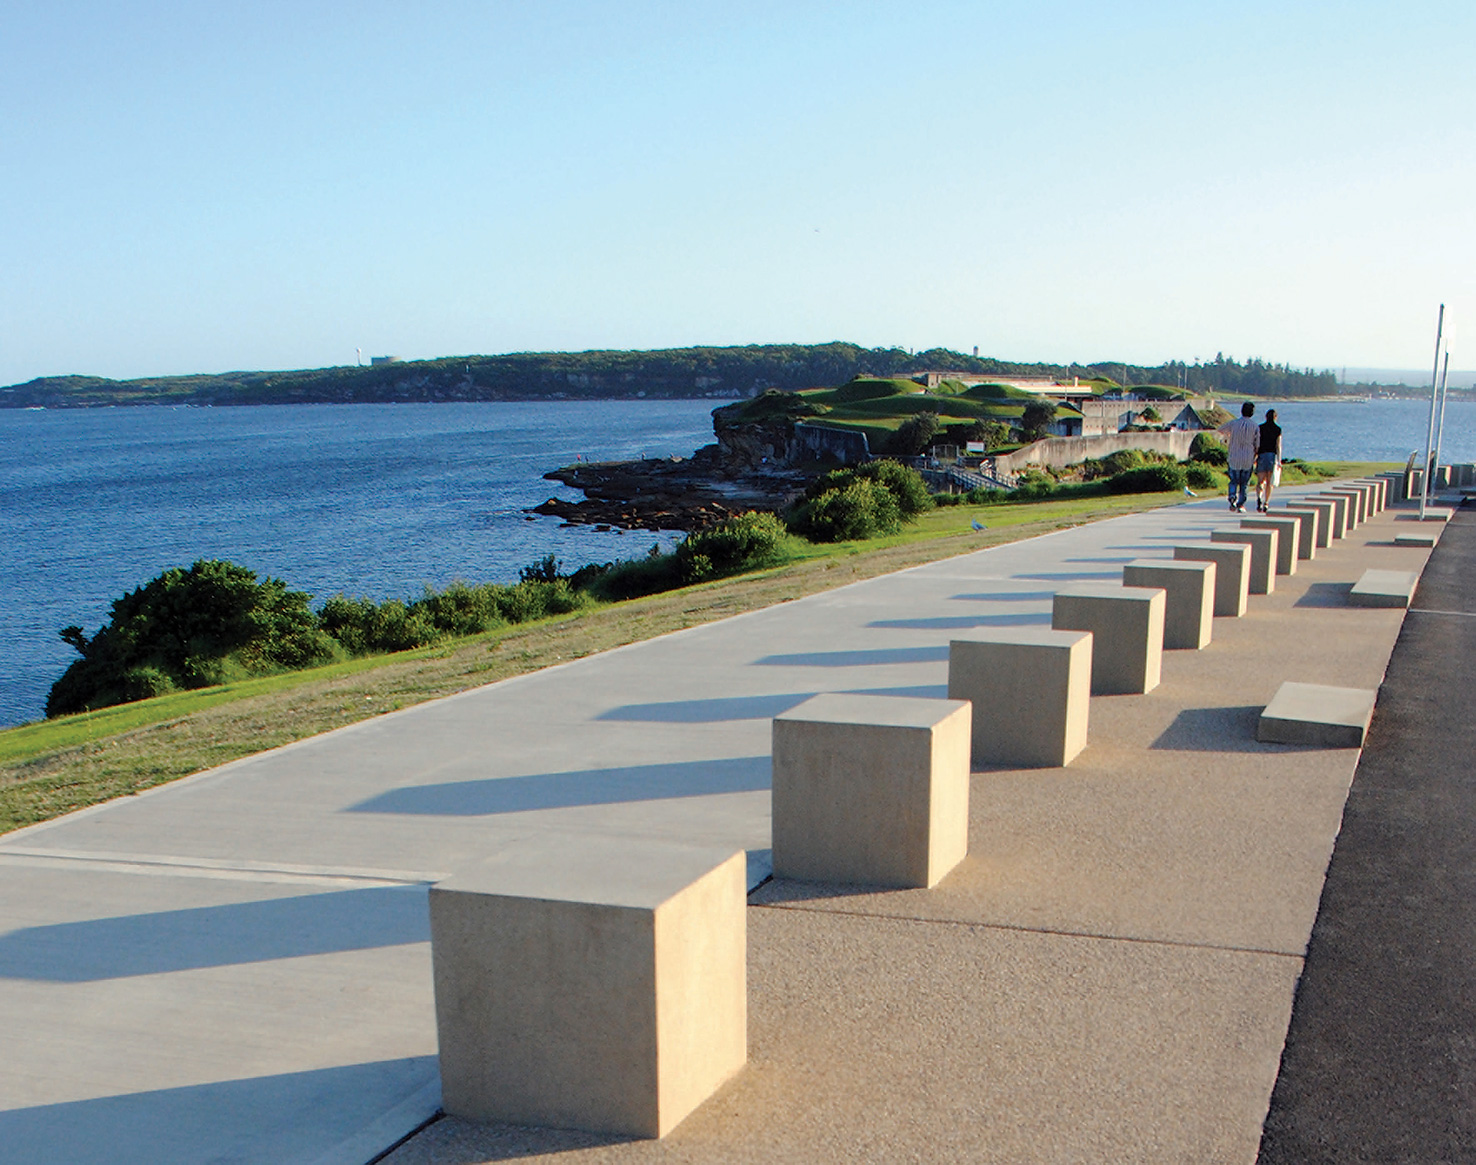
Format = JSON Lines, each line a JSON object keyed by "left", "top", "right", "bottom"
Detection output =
{"left": 1419, "top": 304, "right": 1444, "bottom": 518}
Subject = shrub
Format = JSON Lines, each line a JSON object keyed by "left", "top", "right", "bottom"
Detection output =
{"left": 932, "top": 492, "right": 964, "bottom": 506}
{"left": 1013, "top": 468, "right": 1056, "bottom": 499}
{"left": 319, "top": 595, "right": 440, "bottom": 655}
{"left": 1189, "top": 433, "right": 1228, "bottom": 466}
{"left": 804, "top": 459, "right": 932, "bottom": 517}
{"left": 1184, "top": 463, "right": 1222, "bottom": 490}
{"left": 48, "top": 559, "right": 337, "bottom": 717}
{"left": 1106, "top": 463, "right": 1187, "bottom": 494}
{"left": 677, "top": 511, "right": 786, "bottom": 578}
{"left": 788, "top": 480, "right": 903, "bottom": 542}
{"left": 965, "top": 486, "right": 1009, "bottom": 505}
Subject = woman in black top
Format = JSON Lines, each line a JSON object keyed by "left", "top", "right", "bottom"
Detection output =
{"left": 1255, "top": 408, "right": 1282, "bottom": 512}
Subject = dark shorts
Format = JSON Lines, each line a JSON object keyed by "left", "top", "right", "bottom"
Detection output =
{"left": 1256, "top": 452, "right": 1278, "bottom": 473}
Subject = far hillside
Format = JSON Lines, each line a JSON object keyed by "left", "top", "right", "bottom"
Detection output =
{"left": 1, "top": 344, "right": 1338, "bottom": 408}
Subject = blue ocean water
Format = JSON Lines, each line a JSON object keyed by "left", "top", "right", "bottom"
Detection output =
{"left": 2, "top": 396, "right": 1472, "bottom": 729}
{"left": 0, "top": 401, "right": 719, "bottom": 727}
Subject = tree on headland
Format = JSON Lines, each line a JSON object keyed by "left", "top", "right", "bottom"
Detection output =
{"left": 1020, "top": 400, "right": 1058, "bottom": 441}
{"left": 48, "top": 560, "right": 336, "bottom": 716}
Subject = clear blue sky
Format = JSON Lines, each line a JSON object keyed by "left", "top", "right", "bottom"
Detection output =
{"left": 2, "top": 1, "right": 1472, "bottom": 385}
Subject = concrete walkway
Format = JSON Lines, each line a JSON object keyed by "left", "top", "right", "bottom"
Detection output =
{"left": 1258, "top": 506, "right": 1476, "bottom": 1164}
{"left": 0, "top": 489, "right": 1436, "bottom": 1164}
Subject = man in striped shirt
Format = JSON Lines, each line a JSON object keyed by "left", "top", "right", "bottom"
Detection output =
{"left": 1217, "top": 402, "right": 1260, "bottom": 513}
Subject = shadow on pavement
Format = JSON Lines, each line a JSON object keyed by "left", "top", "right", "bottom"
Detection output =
{"left": 753, "top": 645, "right": 948, "bottom": 668}
{"left": 351, "top": 755, "right": 773, "bottom": 817}
{"left": 1294, "top": 581, "right": 1353, "bottom": 607}
{"left": 1149, "top": 706, "right": 1275, "bottom": 753}
{"left": 868, "top": 613, "right": 1052, "bottom": 630}
{"left": 0, "top": 1057, "right": 438, "bottom": 1165}
{"left": 0, "top": 885, "right": 429, "bottom": 982}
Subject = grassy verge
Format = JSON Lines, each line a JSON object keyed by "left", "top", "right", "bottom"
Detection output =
{"left": 0, "top": 467, "right": 1391, "bottom": 834}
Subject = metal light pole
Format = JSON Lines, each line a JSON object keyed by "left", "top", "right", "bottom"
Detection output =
{"left": 1420, "top": 304, "right": 1444, "bottom": 518}
{"left": 1432, "top": 350, "right": 1451, "bottom": 493}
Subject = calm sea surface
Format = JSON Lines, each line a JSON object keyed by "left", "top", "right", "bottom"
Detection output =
{"left": 0, "top": 401, "right": 718, "bottom": 727}
{"left": 1, "top": 397, "right": 1472, "bottom": 728}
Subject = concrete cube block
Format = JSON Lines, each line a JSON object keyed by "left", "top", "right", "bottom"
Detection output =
{"left": 1274, "top": 506, "right": 1321, "bottom": 558}
{"left": 1342, "top": 484, "right": 1371, "bottom": 523}
{"left": 1361, "top": 478, "right": 1387, "bottom": 511}
{"left": 1436, "top": 466, "right": 1451, "bottom": 489}
{"left": 1051, "top": 584, "right": 1165, "bottom": 695}
{"left": 1350, "top": 568, "right": 1419, "bottom": 608}
{"left": 772, "top": 693, "right": 971, "bottom": 889}
{"left": 1173, "top": 541, "right": 1251, "bottom": 617}
{"left": 1122, "top": 560, "right": 1215, "bottom": 649}
{"left": 1239, "top": 516, "right": 1299, "bottom": 575}
{"left": 1258, "top": 681, "right": 1377, "bottom": 748}
{"left": 430, "top": 840, "right": 748, "bottom": 1139}
{"left": 1394, "top": 531, "right": 1438, "bottom": 548}
{"left": 1324, "top": 489, "right": 1362, "bottom": 529}
{"left": 948, "top": 629, "right": 1092, "bottom": 768}
{"left": 1309, "top": 493, "right": 1350, "bottom": 538}
{"left": 1409, "top": 469, "right": 1425, "bottom": 498}
{"left": 1212, "top": 528, "right": 1277, "bottom": 594}
{"left": 1280, "top": 501, "right": 1331, "bottom": 550}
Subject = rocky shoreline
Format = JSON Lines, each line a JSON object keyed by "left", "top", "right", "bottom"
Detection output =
{"left": 533, "top": 447, "right": 807, "bottom": 532}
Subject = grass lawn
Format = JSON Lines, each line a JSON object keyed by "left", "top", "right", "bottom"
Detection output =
{"left": 0, "top": 465, "right": 1393, "bottom": 834}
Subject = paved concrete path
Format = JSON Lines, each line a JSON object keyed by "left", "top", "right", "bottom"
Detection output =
{"left": 0, "top": 489, "right": 1433, "bottom": 1164}
{"left": 1258, "top": 505, "right": 1476, "bottom": 1164}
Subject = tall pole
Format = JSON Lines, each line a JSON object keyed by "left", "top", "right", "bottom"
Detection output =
{"left": 1420, "top": 304, "right": 1444, "bottom": 518}
{"left": 1433, "top": 349, "right": 1451, "bottom": 493}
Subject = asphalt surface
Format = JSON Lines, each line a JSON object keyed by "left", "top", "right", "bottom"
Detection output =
{"left": 1258, "top": 505, "right": 1476, "bottom": 1164}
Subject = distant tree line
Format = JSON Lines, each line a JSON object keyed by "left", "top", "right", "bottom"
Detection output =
{"left": 0, "top": 345, "right": 1337, "bottom": 408}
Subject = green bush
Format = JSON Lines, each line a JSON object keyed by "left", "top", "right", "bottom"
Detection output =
{"left": 1184, "top": 463, "right": 1223, "bottom": 490}
{"left": 788, "top": 480, "right": 903, "bottom": 542}
{"left": 676, "top": 511, "right": 786, "bottom": 580}
{"left": 804, "top": 459, "right": 932, "bottom": 517}
{"left": 1189, "top": 433, "right": 1228, "bottom": 465}
{"left": 48, "top": 559, "right": 337, "bottom": 717}
{"left": 1106, "top": 463, "right": 1187, "bottom": 494}
{"left": 1013, "top": 468, "right": 1056, "bottom": 499}
{"left": 932, "top": 492, "right": 965, "bottom": 506}
{"left": 319, "top": 595, "right": 440, "bottom": 655}
{"left": 965, "top": 486, "right": 1009, "bottom": 505}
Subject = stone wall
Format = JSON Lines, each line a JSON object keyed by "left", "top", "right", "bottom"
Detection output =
{"left": 993, "top": 431, "right": 1196, "bottom": 475}
{"left": 788, "top": 424, "right": 873, "bottom": 466}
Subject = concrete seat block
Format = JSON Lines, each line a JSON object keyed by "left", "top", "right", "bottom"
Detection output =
{"left": 1349, "top": 484, "right": 1374, "bottom": 523}
{"left": 1258, "top": 681, "right": 1377, "bottom": 747}
{"left": 1309, "top": 493, "right": 1351, "bottom": 538}
{"left": 1274, "top": 506, "right": 1321, "bottom": 558}
{"left": 1212, "top": 528, "right": 1276, "bottom": 594}
{"left": 1238, "top": 516, "right": 1297, "bottom": 575}
{"left": 1393, "top": 531, "right": 1439, "bottom": 548}
{"left": 1419, "top": 508, "right": 1453, "bottom": 523}
{"left": 1321, "top": 490, "right": 1360, "bottom": 530}
{"left": 1360, "top": 478, "right": 1387, "bottom": 512}
{"left": 1123, "top": 560, "right": 1215, "bottom": 649}
{"left": 1350, "top": 568, "right": 1419, "bottom": 608}
{"left": 1051, "top": 584, "right": 1165, "bottom": 695}
{"left": 430, "top": 840, "right": 748, "bottom": 1139}
{"left": 1280, "top": 501, "right": 1331, "bottom": 550}
{"left": 948, "top": 629, "right": 1092, "bottom": 768}
{"left": 772, "top": 693, "right": 971, "bottom": 889}
{"left": 1173, "top": 542, "right": 1251, "bottom": 617}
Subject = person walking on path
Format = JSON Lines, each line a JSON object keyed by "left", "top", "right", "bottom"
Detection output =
{"left": 1218, "top": 401, "right": 1260, "bottom": 513}
{"left": 1255, "top": 408, "right": 1283, "bottom": 512}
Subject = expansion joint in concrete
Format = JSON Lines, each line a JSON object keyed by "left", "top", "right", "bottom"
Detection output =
{"left": 749, "top": 901, "right": 1306, "bottom": 962}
